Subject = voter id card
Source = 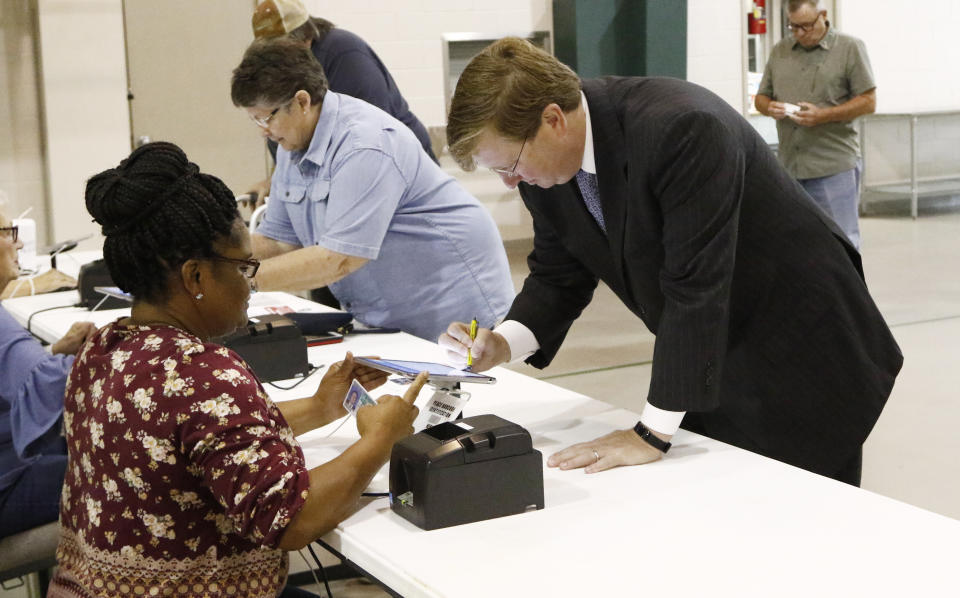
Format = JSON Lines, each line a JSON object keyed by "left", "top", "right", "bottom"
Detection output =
{"left": 343, "top": 379, "right": 377, "bottom": 414}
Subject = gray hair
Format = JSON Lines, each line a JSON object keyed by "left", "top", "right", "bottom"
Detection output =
{"left": 788, "top": 0, "right": 823, "bottom": 13}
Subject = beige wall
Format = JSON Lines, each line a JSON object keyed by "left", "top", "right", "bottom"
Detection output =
{"left": 38, "top": 0, "right": 130, "bottom": 246}
{"left": 0, "top": 0, "right": 49, "bottom": 242}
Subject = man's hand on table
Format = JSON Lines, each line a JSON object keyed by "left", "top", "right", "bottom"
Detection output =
{"left": 438, "top": 321, "right": 511, "bottom": 372}
{"left": 547, "top": 428, "right": 672, "bottom": 473}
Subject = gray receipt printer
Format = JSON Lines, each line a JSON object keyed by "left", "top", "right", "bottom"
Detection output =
{"left": 389, "top": 414, "right": 544, "bottom": 530}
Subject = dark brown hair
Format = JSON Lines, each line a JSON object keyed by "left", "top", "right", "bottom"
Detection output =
{"left": 231, "top": 38, "right": 328, "bottom": 108}
{"left": 446, "top": 37, "right": 581, "bottom": 171}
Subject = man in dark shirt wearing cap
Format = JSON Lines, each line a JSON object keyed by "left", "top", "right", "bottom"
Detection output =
{"left": 245, "top": 0, "right": 437, "bottom": 202}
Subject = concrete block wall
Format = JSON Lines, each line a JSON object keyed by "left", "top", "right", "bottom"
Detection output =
{"left": 305, "top": 0, "right": 553, "bottom": 128}
{"left": 841, "top": 0, "right": 960, "bottom": 189}
{"left": 686, "top": 0, "right": 745, "bottom": 113}
{"left": 302, "top": 1, "right": 553, "bottom": 243}
{"left": 840, "top": 0, "right": 960, "bottom": 114}
{"left": 862, "top": 115, "right": 960, "bottom": 187}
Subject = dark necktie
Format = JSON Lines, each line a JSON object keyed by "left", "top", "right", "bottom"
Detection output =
{"left": 575, "top": 169, "right": 606, "bottom": 233}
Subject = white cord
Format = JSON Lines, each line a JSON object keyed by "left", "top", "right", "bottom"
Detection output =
{"left": 323, "top": 410, "right": 355, "bottom": 438}
{"left": 91, "top": 293, "right": 110, "bottom": 311}
{"left": 296, "top": 548, "right": 323, "bottom": 590}
{"left": 4, "top": 276, "right": 34, "bottom": 298}
{"left": 49, "top": 243, "right": 68, "bottom": 263}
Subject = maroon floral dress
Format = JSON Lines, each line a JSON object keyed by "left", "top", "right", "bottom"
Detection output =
{"left": 49, "top": 321, "right": 310, "bottom": 598}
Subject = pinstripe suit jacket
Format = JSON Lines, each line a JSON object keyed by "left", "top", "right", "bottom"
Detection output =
{"left": 506, "top": 77, "right": 902, "bottom": 476}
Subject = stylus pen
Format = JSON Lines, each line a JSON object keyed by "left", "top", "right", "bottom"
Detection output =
{"left": 466, "top": 316, "right": 478, "bottom": 370}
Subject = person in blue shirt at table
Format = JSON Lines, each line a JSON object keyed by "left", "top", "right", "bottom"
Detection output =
{"left": 230, "top": 38, "right": 514, "bottom": 342}
{"left": 0, "top": 206, "right": 95, "bottom": 538}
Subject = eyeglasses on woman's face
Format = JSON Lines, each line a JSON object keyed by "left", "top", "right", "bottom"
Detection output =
{"left": 249, "top": 96, "right": 295, "bottom": 129}
{"left": 0, "top": 225, "right": 18, "bottom": 243}
{"left": 208, "top": 253, "right": 260, "bottom": 278}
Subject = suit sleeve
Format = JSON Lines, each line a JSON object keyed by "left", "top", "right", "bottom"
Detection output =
{"left": 646, "top": 111, "right": 744, "bottom": 412}
{"left": 505, "top": 188, "right": 599, "bottom": 368}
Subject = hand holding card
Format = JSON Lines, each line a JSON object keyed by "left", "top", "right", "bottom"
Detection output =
{"left": 343, "top": 379, "right": 377, "bottom": 414}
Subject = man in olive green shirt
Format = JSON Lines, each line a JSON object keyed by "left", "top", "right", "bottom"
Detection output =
{"left": 756, "top": 0, "right": 876, "bottom": 249}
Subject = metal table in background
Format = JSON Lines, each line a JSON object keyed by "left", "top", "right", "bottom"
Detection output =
{"left": 860, "top": 110, "right": 960, "bottom": 218}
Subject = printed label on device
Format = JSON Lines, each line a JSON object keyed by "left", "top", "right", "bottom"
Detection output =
{"left": 415, "top": 389, "right": 470, "bottom": 430}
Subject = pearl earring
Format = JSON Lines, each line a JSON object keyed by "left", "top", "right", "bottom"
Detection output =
{"left": 195, "top": 293, "right": 203, "bottom": 300}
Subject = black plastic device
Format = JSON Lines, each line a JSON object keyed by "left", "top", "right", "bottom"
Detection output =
{"left": 389, "top": 414, "right": 544, "bottom": 530}
{"left": 215, "top": 314, "right": 309, "bottom": 382}
{"left": 77, "top": 260, "right": 128, "bottom": 310}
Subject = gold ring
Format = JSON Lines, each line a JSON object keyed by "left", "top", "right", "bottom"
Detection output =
{"left": 592, "top": 449, "right": 600, "bottom": 464}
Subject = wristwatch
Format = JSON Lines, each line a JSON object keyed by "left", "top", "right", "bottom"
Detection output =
{"left": 633, "top": 421, "right": 672, "bottom": 453}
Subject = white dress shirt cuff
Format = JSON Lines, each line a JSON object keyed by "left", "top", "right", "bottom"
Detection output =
{"left": 494, "top": 320, "right": 540, "bottom": 364}
{"left": 640, "top": 403, "right": 686, "bottom": 436}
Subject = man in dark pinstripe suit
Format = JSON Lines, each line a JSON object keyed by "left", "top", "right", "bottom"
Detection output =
{"left": 438, "top": 38, "right": 902, "bottom": 486}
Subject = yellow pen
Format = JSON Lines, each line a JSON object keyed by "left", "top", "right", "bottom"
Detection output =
{"left": 466, "top": 317, "right": 478, "bottom": 370}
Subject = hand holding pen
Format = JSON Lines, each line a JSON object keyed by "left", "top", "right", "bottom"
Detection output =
{"left": 437, "top": 319, "right": 511, "bottom": 373}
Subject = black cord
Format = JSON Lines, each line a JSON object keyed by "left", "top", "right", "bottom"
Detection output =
{"left": 266, "top": 363, "right": 323, "bottom": 390}
{"left": 26, "top": 304, "right": 77, "bottom": 336}
{"left": 307, "top": 543, "right": 334, "bottom": 598}
{"left": 361, "top": 492, "right": 389, "bottom": 497}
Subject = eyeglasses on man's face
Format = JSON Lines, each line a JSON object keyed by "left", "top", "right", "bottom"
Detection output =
{"left": 208, "top": 253, "right": 260, "bottom": 279}
{"left": 0, "top": 225, "right": 18, "bottom": 243}
{"left": 489, "top": 137, "right": 527, "bottom": 177}
{"left": 787, "top": 12, "right": 823, "bottom": 33}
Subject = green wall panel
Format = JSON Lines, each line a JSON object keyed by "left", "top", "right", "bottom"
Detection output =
{"left": 554, "top": 0, "right": 687, "bottom": 79}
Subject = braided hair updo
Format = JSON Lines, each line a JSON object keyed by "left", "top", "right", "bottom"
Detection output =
{"left": 85, "top": 142, "right": 241, "bottom": 302}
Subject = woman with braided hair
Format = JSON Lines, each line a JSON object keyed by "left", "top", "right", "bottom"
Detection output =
{"left": 49, "top": 142, "right": 425, "bottom": 598}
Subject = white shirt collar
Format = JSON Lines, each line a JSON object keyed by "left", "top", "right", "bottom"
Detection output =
{"left": 579, "top": 90, "right": 596, "bottom": 175}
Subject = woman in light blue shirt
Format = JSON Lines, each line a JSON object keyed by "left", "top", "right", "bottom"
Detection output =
{"left": 231, "top": 38, "right": 514, "bottom": 342}
{"left": 0, "top": 207, "right": 94, "bottom": 538}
